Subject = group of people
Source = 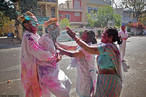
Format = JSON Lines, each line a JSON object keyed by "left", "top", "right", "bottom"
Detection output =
{"left": 20, "top": 11, "right": 128, "bottom": 97}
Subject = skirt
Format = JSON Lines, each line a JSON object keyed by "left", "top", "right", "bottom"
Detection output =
{"left": 95, "top": 74, "right": 122, "bottom": 97}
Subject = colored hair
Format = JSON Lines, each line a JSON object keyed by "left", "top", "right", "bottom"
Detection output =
{"left": 44, "top": 18, "right": 57, "bottom": 28}
{"left": 19, "top": 11, "right": 34, "bottom": 30}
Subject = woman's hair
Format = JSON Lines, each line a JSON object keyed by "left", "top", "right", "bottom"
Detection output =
{"left": 105, "top": 28, "right": 122, "bottom": 45}
{"left": 87, "top": 30, "right": 97, "bottom": 44}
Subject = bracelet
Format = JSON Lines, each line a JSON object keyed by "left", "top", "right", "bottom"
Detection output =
{"left": 89, "top": 69, "right": 95, "bottom": 72}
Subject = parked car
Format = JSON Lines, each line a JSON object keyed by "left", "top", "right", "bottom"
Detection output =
{"left": 7, "top": 32, "right": 14, "bottom": 38}
{"left": 57, "top": 30, "right": 79, "bottom": 42}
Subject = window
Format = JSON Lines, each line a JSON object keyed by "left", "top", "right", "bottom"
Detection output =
{"left": 65, "top": 14, "right": 70, "bottom": 20}
{"left": 51, "top": 7, "right": 55, "bottom": 18}
{"left": 74, "top": 1, "right": 80, "bottom": 9}
{"left": 67, "top": 2, "right": 69, "bottom": 8}
{"left": 75, "top": 12, "right": 80, "bottom": 16}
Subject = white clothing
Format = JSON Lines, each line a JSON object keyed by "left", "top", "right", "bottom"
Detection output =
{"left": 118, "top": 30, "right": 128, "bottom": 60}
{"left": 21, "top": 31, "right": 56, "bottom": 97}
{"left": 36, "top": 34, "right": 72, "bottom": 97}
{"left": 76, "top": 45, "right": 97, "bottom": 97}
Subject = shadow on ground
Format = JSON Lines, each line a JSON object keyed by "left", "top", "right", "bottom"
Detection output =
{"left": 122, "top": 61, "right": 130, "bottom": 72}
{"left": 0, "top": 37, "right": 21, "bottom": 50}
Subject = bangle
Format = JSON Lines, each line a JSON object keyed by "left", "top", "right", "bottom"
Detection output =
{"left": 89, "top": 69, "right": 95, "bottom": 72}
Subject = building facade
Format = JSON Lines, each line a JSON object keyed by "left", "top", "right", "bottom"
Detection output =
{"left": 114, "top": 8, "right": 138, "bottom": 25}
{"left": 1, "top": 0, "right": 59, "bottom": 40}
{"left": 59, "top": 0, "right": 112, "bottom": 27}
{"left": 59, "top": 0, "right": 85, "bottom": 27}
{"left": 36, "top": 0, "right": 59, "bottom": 35}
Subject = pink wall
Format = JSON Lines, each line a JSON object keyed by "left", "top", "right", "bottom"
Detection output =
{"left": 59, "top": 11, "right": 81, "bottom": 22}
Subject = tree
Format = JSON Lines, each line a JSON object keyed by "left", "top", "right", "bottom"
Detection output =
{"left": 0, "top": 0, "right": 39, "bottom": 23}
{"left": 97, "top": 5, "right": 114, "bottom": 27}
{"left": 59, "top": 18, "right": 71, "bottom": 30}
{"left": 86, "top": 11, "right": 95, "bottom": 27}
{"left": 138, "top": 10, "right": 146, "bottom": 26}
{"left": 0, "top": 12, "right": 12, "bottom": 27}
{"left": 113, "top": 14, "right": 121, "bottom": 27}
{"left": 121, "top": 0, "right": 145, "bottom": 18}
{"left": 0, "top": 0, "right": 39, "bottom": 39}
{"left": 0, "top": 0, "right": 18, "bottom": 20}
{"left": 86, "top": 5, "right": 121, "bottom": 28}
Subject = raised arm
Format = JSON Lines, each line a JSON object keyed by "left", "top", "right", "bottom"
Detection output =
{"left": 66, "top": 27, "right": 99, "bottom": 55}
{"left": 55, "top": 43, "right": 84, "bottom": 58}
{"left": 56, "top": 42, "right": 77, "bottom": 51}
{"left": 25, "top": 34, "right": 57, "bottom": 61}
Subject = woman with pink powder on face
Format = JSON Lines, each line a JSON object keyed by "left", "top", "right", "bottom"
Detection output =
{"left": 56, "top": 30, "right": 97, "bottom": 97}
{"left": 66, "top": 27, "right": 123, "bottom": 97}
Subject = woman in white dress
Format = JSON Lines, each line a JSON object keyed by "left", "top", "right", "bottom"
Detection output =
{"left": 56, "top": 30, "right": 97, "bottom": 97}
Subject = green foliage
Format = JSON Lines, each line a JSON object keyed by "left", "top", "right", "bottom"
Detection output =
{"left": 79, "top": 31, "right": 83, "bottom": 37}
{"left": 70, "top": 25, "right": 78, "bottom": 29}
{"left": 0, "top": 0, "right": 18, "bottom": 20}
{"left": 59, "top": 18, "right": 71, "bottom": 30}
{"left": 86, "top": 5, "right": 121, "bottom": 28}
{"left": 0, "top": 12, "right": 12, "bottom": 27}
{"left": 0, "top": 0, "right": 38, "bottom": 20}
{"left": 86, "top": 11, "right": 95, "bottom": 27}
{"left": 113, "top": 14, "right": 121, "bottom": 28}
{"left": 138, "top": 11, "right": 146, "bottom": 26}
{"left": 121, "top": 0, "right": 145, "bottom": 17}
{"left": 97, "top": 5, "right": 114, "bottom": 27}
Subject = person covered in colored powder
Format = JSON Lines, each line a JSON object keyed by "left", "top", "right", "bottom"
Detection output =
{"left": 56, "top": 30, "right": 97, "bottom": 97}
{"left": 36, "top": 18, "right": 72, "bottom": 97}
{"left": 20, "top": 11, "right": 61, "bottom": 97}
{"left": 118, "top": 24, "right": 128, "bottom": 62}
{"left": 66, "top": 27, "right": 123, "bottom": 97}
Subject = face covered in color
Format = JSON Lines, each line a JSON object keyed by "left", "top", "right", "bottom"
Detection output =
{"left": 46, "top": 23, "right": 61, "bottom": 41}
{"left": 81, "top": 31, "right": 88, "bottom": 43}
{"left": 23, "top": 15, "right": 39, "bottom": 34}
{"left": 101, "top": 30, "right": 112, "bottom": 43}
{"left": 121, "top": 25, "right": 125, "bottom": 31}
{"left": 28, "top": 16, "right": 39, "bottom": 33}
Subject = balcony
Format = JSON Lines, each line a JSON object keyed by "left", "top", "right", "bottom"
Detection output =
{"left": 38, "top": 0, "right": 56, "bottom": 3}
{"left": 74, "top": 7, "right": 83, "bottom": 10}
{"left": 88, "top": 0, "right": 111, "bottom": 6}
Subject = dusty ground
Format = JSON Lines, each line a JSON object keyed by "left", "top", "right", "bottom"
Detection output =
{"left": 0, "top": 36, "right": 146, "bottom": 97}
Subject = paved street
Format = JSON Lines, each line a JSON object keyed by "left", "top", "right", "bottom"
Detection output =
{"left": 0, "top": 36, "right": 146, "bottom": 97}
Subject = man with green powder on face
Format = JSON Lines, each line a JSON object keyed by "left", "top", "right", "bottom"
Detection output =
{"left": 36, "top": 18, "right": 72, "bottom": 97}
